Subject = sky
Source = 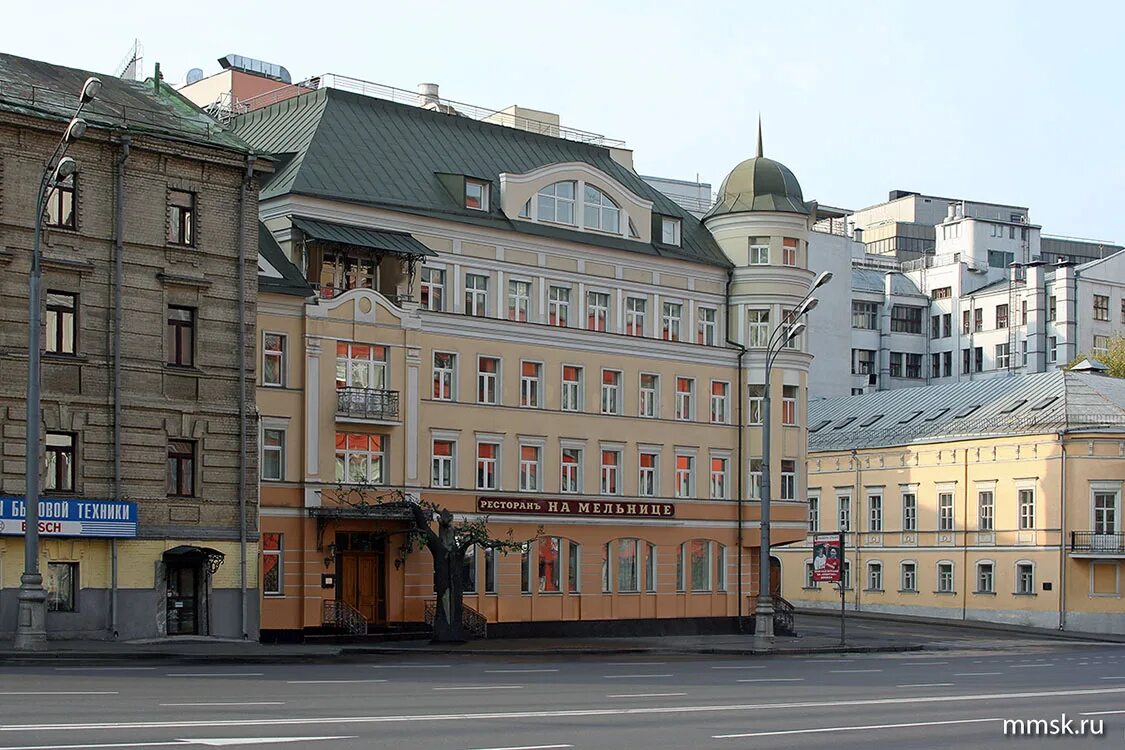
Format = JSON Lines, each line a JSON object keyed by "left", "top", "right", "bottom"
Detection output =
{"left": 8, "top": 0, "right": 1123, "bottom": 242}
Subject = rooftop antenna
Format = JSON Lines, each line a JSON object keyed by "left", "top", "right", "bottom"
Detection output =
{"left": 115, "top": 39, "right": 144, "bottom": 81}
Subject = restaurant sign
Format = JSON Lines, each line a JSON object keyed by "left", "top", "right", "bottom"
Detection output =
{"left": 0, "top": 497, "right": 139, "bottom": 538}
{"left": 477, "top": 497, "right": 675, "bottom": 518}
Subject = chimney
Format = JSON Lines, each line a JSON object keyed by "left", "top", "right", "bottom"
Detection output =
{"left": 417, "top": 83, "right": 440, "bottom": 108}
{"left": 853, "top": 227, "right": 864, "bottom": 244}
{"left": 946, "top": 203, "right": 956, "bottom": 220}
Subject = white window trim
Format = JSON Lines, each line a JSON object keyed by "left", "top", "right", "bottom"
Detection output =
{"left": 975, "top": 559, "right": 996, "bottom": 594}
{"left": 260, "top": 417, "right": 289, "bottom": 483}
{"left": 519, "top": 359, "right": 544, "bottom": 409}
{"left": 476, "top": 354, "right": 501, "bottom": 406}
{"left": 900, "top": 559, "right": 918, "bottom": 592}
{"left": 430, "top": 435, "right": 458, "bottom": 489}
{"left": 865, "top": 559, "right": 884, "bottom": 591}
{"left": 465, "top": 178, "right": 490, "bottom": 211}
{"left": 518, "top": 440, "right": 543, "bottom": 493}
{"left": 936, "top": 559, "right": 956, "bottom": 593}
{"left": 261, "top": 330, "right": 287, "bottom": 387}
{"left": 639, "top": 372, "right": 660, "bottom": 419}
{"left": 1014, "top": 559, "right": 1037, "bottom": 595}
{"left": 474, "top": 437, "right": 503, "bottom": 491}
{"left": 1090, "top": 481, "right": 1123, "bottom": 532}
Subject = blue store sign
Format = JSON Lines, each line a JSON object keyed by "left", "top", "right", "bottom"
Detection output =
{"left": 0, "top": 497, "right": 138, "bottom": 538}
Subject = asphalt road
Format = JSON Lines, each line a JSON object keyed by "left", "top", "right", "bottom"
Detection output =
{"left": 1, "top": 642, "right": 1123, "bottom": 749}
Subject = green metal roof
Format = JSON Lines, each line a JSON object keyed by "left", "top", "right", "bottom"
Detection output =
{"left": 706, "top": 156, "right": 811, "bottom": 218}
{"left": 258, "top": 222, "right": 314, "bottom": 297}
{"left": 232, "top": 88, "right": 729, "bottom": 268}
{"left": 292, "top": 216, "right": 435, "bottom": 258}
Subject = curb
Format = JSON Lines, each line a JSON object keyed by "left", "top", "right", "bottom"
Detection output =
{"left": 795, "top": 609, "right": 1125, "bottom": 644}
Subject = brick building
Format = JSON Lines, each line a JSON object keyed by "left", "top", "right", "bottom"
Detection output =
{"left": 0, "top": 54, "right": 267, "bottom": 639}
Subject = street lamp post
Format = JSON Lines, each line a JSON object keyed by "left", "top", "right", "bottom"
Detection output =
{"left": 754, "top": 270, "right": 832, "bottom": 649}
{"left": 15, "top": 77, "right": 101, "bottom": 651}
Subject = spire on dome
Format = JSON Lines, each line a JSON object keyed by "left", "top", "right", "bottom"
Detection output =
{"left": 756, "top": 116, "right": 763, "bottom": 159}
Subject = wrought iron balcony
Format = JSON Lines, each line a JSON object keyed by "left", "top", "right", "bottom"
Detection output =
{"left": 336, "top": 387, "right": 400, "bottom": 422}
{"left": 1070, "top": 531, "right": 1125, "bottom": 555}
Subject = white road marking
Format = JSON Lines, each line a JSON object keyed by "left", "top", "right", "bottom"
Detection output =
{"left": 1099, "top": 676, "right": 1125, "bottom": 680}
{"left": 432, "top": 686, "right": 524, "bottom": 691}
{"left": 464, "top": 745, "right": 573, "bottom": 750}
{"left": 604, "top": 662, "right": 666, "bottom": 666}
{"left": 896, "top": 683, "right": 955, "bottom": 688}
{"left": 0, "top": 692, "right": 117, "bottom": 696}
{"left": 714, "top": 716, "right": 1001, "bottom": 739}
{"left": 483, "top": 669, "right": 559, "bottom": 674}
{"left": 0, "top": 738, "right": 355, "bottom": 750}
{"left": 370, "top": 664, "right": 450, "bottom": 669}
{"left": 165, "top": 673, "right": 264, "bottom": 678}
{"left": 736, "top": 678, "right": 805, "bottom": 683}
{"left": 1081, "top": 709, "right": 1125, "bottom": 716}
{"left": 53, "top": 667, "right": 157, "bottom": 672}
{"left": 159, "top": 703, "right": 286, "bottom": 708}
{"left": 900, "top": 661, "right": 947, "bottom": 666}
{"left": 286, "top": 680, "right": 388, "bottom": 685}
{"left": 606, "top": 693, "right": 687, "bottom": 698}
{"left": 830, "top": 669, "right": 882, "bottom": 674}
{"left": 5, "top": 687, "right": 1124, "bottom": 733}
{"left": 1010, "top": 663, "right": 1054, "bottom": 668}
{"left": 602, "top": 674, "right": 673, "bottom": 679}
{"left": 710, "top": 666, "right": 766, "bottom": 670}
{"left": 953, "top": 672, "right": 1003, "bottom": 676}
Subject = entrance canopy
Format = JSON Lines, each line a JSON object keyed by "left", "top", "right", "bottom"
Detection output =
{"left": 162, "top": 545, "right": 226, "bottom": 575}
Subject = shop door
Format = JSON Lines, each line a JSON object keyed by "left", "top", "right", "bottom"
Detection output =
{"left": 166, "top": 563, "right": 199, "bottom": 635}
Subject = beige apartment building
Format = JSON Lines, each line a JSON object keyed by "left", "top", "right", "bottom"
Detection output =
{"left": 778, "top": 369, "right": 1125, "bottom": 634}
{"left": 238, "top": 77, "right": 824, "bottom": 639}
{"left": 0, "top": 54, "right": 266, "bottom": 639}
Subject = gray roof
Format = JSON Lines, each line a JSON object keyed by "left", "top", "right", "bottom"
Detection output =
{"left": 851, "top": 269, "right": 923, "bottom": 296}
{"left": 231, "top": 88, "right": 729, "bottom": 268}
{"left": 808, "top": 371, "right": 1125, "bottom": 451}
{"left": 258, "top": 222, "right": 314, "bottom": 297}
{"left": 292, "top": 216, "right": 436, "bottom": 259}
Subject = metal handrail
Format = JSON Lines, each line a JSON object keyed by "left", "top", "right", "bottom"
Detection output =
{"left": 322, "top": 599, "right": 367, "bottom": 635}
{"left": 423, "top": 600, "right": 488, "bottom": 639}
{"left": 336, "top": 387, "right": 400, "bottom": 421}
{"left": 1070, "top": 531, "right": 1125, "bottom": 554}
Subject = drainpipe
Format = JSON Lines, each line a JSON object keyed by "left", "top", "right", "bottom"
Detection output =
{"left": 1058, "top": 434, "right": 1068, "bottom": 631}
{"left": 237, "top": 154, "right": 255, "bottom": 639}
{"left": 111, "top": 135, "right": 130, "bottom": 639}
{"left": 853, "top": 448, "right": 861, "bottom": 612}
{"left": 725, "top": 269, "right": 747, "bottom": 632}
{"left": 962, "top": 446, "right": 969, "bottom": 622}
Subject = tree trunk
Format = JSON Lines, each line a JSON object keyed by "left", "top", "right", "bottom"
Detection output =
{"left": 429, "top": 512, "right": 466, "bottom": 643}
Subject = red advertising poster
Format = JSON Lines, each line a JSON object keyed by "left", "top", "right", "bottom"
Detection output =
{"left": 811, "top": 533, "right": 843, "bottom": 582}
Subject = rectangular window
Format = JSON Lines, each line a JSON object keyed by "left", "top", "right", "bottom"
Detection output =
{"left": 539, "top": 537, "right": 561, "bottom": 593}
{"left": 1094, "top": 294, "right": 1110, "bottom": 321}
{"left": 617, "top": 539, "right": 639, "bottom": 593}
{"left": 548, "top": 286, "right": 570, "bottom": 326}
{"left": 44, "top": 432, "right": 76, "bottom": 492}
{"left": 902, "top": 492, "right": 917, "bottom": 531}
{"left": 782, "top": 385, "right": 798, "bottom": 425}
{"left": 1048, "top": 295, "right": 1057, "bottom": 321}
{"left": 932, "top": 286, "right": 952, "bottom": 300}
{"left": 978, "top": 490, "right": 994, "bottom": 531}
{"left": 420, "top": 267, "right": 444, "bottom": 311}
{"left": 1016, "top": 563, "right": 1034, "bottom": 595}
{"left": 521, "top": 543, "right": 531, "bottom": 594}
{"left": 901, "top": 562, "right": 917, "bottom": 592}
{"left": 261, "top": 428, "right": 285, "bottom": 481}
{"left": 780, "top": 459, "right": 796, "bottom": 501}
{"left": 867, "top": 562, "right": 883, "bottom": 591}
{"left": 432, "top": 352, "right": 456, "bottom": 401}
{"left": 996, "top": 343, "right": 1011, "bottom": 370}
{"left": 166, "top": 306, "right": 195, "bottom": 367}
{"left": 890, "top": 352, "right": 902, "bottom": 378}
{"left": 625, "top": 297, "right": 647, "bottom": 336}
{"left": 748, "top": 384, "right": 764, "bottom": 425}
{"left": 675, "top": 377, "right": 694, "bottom": 421}
{"left": 974, "top": 308, "right": 983, "bottom": 332}
{"left": 1021, "top": 299, "right": 1028, "bottom": 325}
{"left": 463, "top": 545, "right": 477, "bottom": 595}
{"left": 662, "top": 217, "right": 681, "bottom": 245}
{"left": 905, "top": 353, "right": 922, "bottom": 379}
{"left": 431, "top": 439, "right": 454, "bottom": 488}
{"left": 852, "top": 301, "right": 878, "bottom": 330}
{"left": 710, "top": 456, "right": 728, "bottom": 500}
{"left": 568, "top": 541, "right": 581, "bottom": 593}
{"left": 477, "top": 356, "right": 499, "bottom": 405}
{"left": 937, "top": 562, "right": 954, "bottom": 593}
{"left": 748, "top": 309, "right": 770, "bottom": 347}
{"left": 930, "top": 352, "right": 940, "bottom": 379}
{"left": 1094, "top": 491, "right": 1118, "bottom": 535}
{"left": 561, "top": 448, "right": 582, "bottom": 493}
{"left": 262, "top": 333, "right": 286, "bottom": 387}
{"left": 639, "top": 373, "right": 658, "bottom": 418}
{"left": 586, "top": 291, "right": 609, "bottom": 331}
{"left": 520, "top": 361, "right": 542, "bottom": 408}
{"left": 1094, "top": 335, "right": 1110, "bottom": 357}
{"left": 464, "top": 178, "right": 489, "bottom": 211}
{"left": 977, "top": 563, "right": 994, "bottom": 594}
{"left": 838, "top": 495, "right": 851, "bottom": 532}
{"left": 868, "top": 494, "right": 883, "bottom": 532}
{"left": 943, "top": 351, "right": 953, "bottom": 378}
{"left": 943, "top": 313, "right": 952, "bottom": 338}
{"left": 464, "top": 273, "right": 489, "bottom": 317}
{"left": 852, "top": 349, "right": 875, "bottom": 375}
{"left": 484, "top": 548, "right": 497, "bottom": 594}
{"left": 336, "top": 342, "right": 388, "bottom": 391}
{"left": 938, "top": 492, "right": 955, "bottom": 531}
{"left": 782, "top": 237, "right": 798, "bottom": 266}
{"left": 661, "top": 302, "right": 682, "bottom": 341}
{"left": 561, "top": 365, "right": 583, "bottom": 412}
{"left": 476, "top": 442, "right": 499, "bottom": 490}
{"left": 519, "top": 445, "right": 541, "bottom": 492}
{"left": 335, "top": 433, "right": 386, "bottom": 485}
{"left": 808, "top": 496, "right": 819, "bottom": 532}
{"left": 974, "top": 346, "right": 983, "bottom": 373}
{"left": 600, "top": 449, "right": 621, "bottom": 495}
{"left": 507, "top": 280, "right": 531, "bottom": 322}
{"left": 601, "top": 370, "right": 622, "bottom": 415}
{"left": 645, "top": 543, "right": 656, "bottom": 593}
{"left": 710, "top": 381, "right": 729, "bottom": 424}
{"left": 638, "top": 452, "right": 658, "bottom": 497}
{"left": 931, "top": 314, "right": 941, "bottom": 340}
{"left": 890, "top": 305, "right": 923, "bottom": 334}
{"left": 46, "top": 562, "right": 77, "bottom": 612}
{"left": 1047, "top": 336, "right": 1058, "bottom": 363}
{"left": 748, "top": 238, "right": 770, "bottom": 265}
{"left": 675, "top": 454, "right": 694, "bottom": 499}
{"left": 167, "top": 189, "right": 195, "bottom": 246}
{"left": 697, "top": 307, "right": 717, "bottom": 346}
{"left": 46, "top": 174, "right": 76, "bottom": 229}
{"left": 1018, "top": 489, "right": 1035, "bottom": 530}
{"left": 45, "top": 292, "right": 77, "bottom": 355}
{"left": 996, "top": 304, "right": 1009, "bottom": 329}
{"left": 167, "top": 440, "right": 195, "bottom": 496}
{"left": 962, "top": 309, "right": 971, "bottom": 335}
{"left": 689, "top": 539, "right": 711, "bottom": 590}
{"left": 262, "top": 534, "right": 283, "bottom": 596}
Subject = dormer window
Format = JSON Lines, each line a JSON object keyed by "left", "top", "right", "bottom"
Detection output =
{"left": 536, "top": 181, "right": 576, "bottom": 224}
{"left": 465, "top": 179, "right": 490, "bottom": 211}
{"left": 583, "top": 185, "right": 620, "bottom": 233}
{"left": 661, "top": 217, "right": 681, "bottom": 246}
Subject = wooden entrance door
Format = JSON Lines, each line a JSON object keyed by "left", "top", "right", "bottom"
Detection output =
{"left": 769, "top": 556, "right": 782, "bottom": 597}
{"left": 338, "top": 545, "right": 387, "bottom": 626}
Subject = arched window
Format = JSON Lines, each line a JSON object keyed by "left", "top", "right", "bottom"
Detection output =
{"left": 536, "top": 181, "right": 576, "bottom": 225}
{"left": 583, "top": 185, "right": 620, "bottom": 233}
{"left": 677, "top": 539, "right": 721, "bottom": 592}
{"left": 603, "top": 538, "right": 656, "bottom": 593}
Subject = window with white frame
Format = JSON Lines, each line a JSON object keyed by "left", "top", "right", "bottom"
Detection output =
{"left": 420, "top": 267, "right": 444, "bottom": 311}
{"left": 782, "top": 385, "right": 798, "bottom": 425}
{"left": 568, "top": 540, "right": 581, "bottom": 593}
{"left": 645, "top": 543, "right": 657, "bottom": 592}
{"left": 1094, "top": 335, "right": 1110, "bottom": 357}
{"left": 561, "top": 447, "right": 582, "bottom": 493}
{"left": 1094, "top": 488, "right": 1120, "bottom": 535}
{"left": 675, "top": 377, "right": 694, "bottom": 421}
{"left": 938, "top": 492, "right": 955, "bottom": 531}
{"left": 536, "top": 181, "right": 576, "bottom": 224}
{"left": 464, "top": 273, "right": 488, "bottom": 317}
{"left": 432, "top": 352, "right": 456, "bottom": 401}
{"left": 432, "top": 439, "right": 455, "bottom": 488}
{"left": 749, "top": 459, "right": 762, "bottom": 500}
{"left": 335, "top": 433, "right": 386, "bottom": 484}
{"left": 477, "top": 356, "right": 499, "bottom": 405}
{"left": 747, "top": 309, "right": 770, "bottom": 347}
{"left": 520, "top": 361, "right": 542, "bottom": 408}
{"left": 625, "top": 297, "right": 646, "bottom": 336}
{"left": 996, "top": 342, "right": 1011, "bottom": 370}
{"left": 838, "top": 495, "right": 851, "bottom": 532}
{"left": 868, "top": 493, "right": 883, "bottom": 531}
{"left": 336, "top": 342, "right": 387, "bottom": 390}
{"left": 639, "top": 373, "right": 658, "bottom": 418}
{"left": 464, "top": 178, "right": 489, "bottom": 211}
{"left": 710, "top": 381, "right": 729, "bottom": 424}
{"left": 615, "top": 538, "right": 640, "bottom": 592}
{"left": 601, "top": 370, "right": 622, "bottom": 415}
{"left": 780, "top": 460, "right": 796, "bottom": 500}
{"left": 748, "top": 384, "right": 764, "bottom": 425}
{"left": 901, "top": 561, "right": 917, "bottom": 591}
{"left": 976, "top": 562, "right": 994, "bottom": 593}
{"left": 697, "top": 307, "right": 717, "bottom": 346}
{"left": 716, "top": 545, "right": 727, "bottom": 591}
{"left": 1018, "top": 488, "right": 1035, "bottom": 530}
{"left": 937, "top": 561, "right": 954, "bottom": 593}
{"left": 675, "top": 453, "right": 694, "bottom": 498}
{"left": 748, "top": 237, "right": 770, "bottom": 265}
{"left": 662, "top": 302, "right": 682, "bottom": 341}
{"left": 852, "top": 301, "right": 878, "bottom": 330}
{"left": 867, "top": 561, "right": 883, "bottom": 591}
{"left": 1047, "top": 335, "right": 1058, "bottom": 363}
{"left": 261, "top": 427, "right": 285, "bottom": 481}
{"left": 808, "top": 496, "right": 819, "bottom": 532}
{"left": 683, "top": 539, "right": 714, "bottom": 591}
{"left": 600, "top": 449, "right": 621, "bottom": 495}
{"left": 639, "top": 451, "right": 659, "bottom": 497}
{"left": 782, "top": 237, "right": 798, "bottom": 267}
{"left": 262, "top": 534, "right": 282, "bottom": 596}
{"left": 561, "top": 365, "right": 583, "bottom": 412}
{"left": 902, "top": 491, "right": 918, "bottom": 532}
{"left": 548, "top": 286, "right": 570, "bottom": 326}
{"left": 1016, "top": 562, "right": 1035, "bottom": 594}
{"left": 519, "top": 444, "right": 541, "bottom": 491}
{"left": 661, "top": 217, "right": 681, "bottom": 245}
{"left": 262, "top": 333, "right": 286, "bottom": 387}
{"left": 1094, "top": 294, "right": 1110, "bottom": 321}
{"left": 978, "top": 490, "right": 994, "bottom": 531}
{"left": 586, "top": 291, "right": 609, "bottom": 332}
{"left": 476, "top": 442, "right": 499, "bottom": 490}
{"left": 508, "top": 279, "right": 531, "bottom": 322}
{"left": 583, "top": 185, "right": 620, "bottom": 233}
{"left": 844, "top": 561, "right": 853, "bottom": 590}
{"left": 710, "top": 456, "right": 728, "bottom": 500}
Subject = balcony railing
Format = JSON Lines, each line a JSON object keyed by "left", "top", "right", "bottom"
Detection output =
{"left": 1070, "top": 531, "right": 1125, "bottom": 555}
{"left": 336, "top": 387, "right": 400, "bottom": 421}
